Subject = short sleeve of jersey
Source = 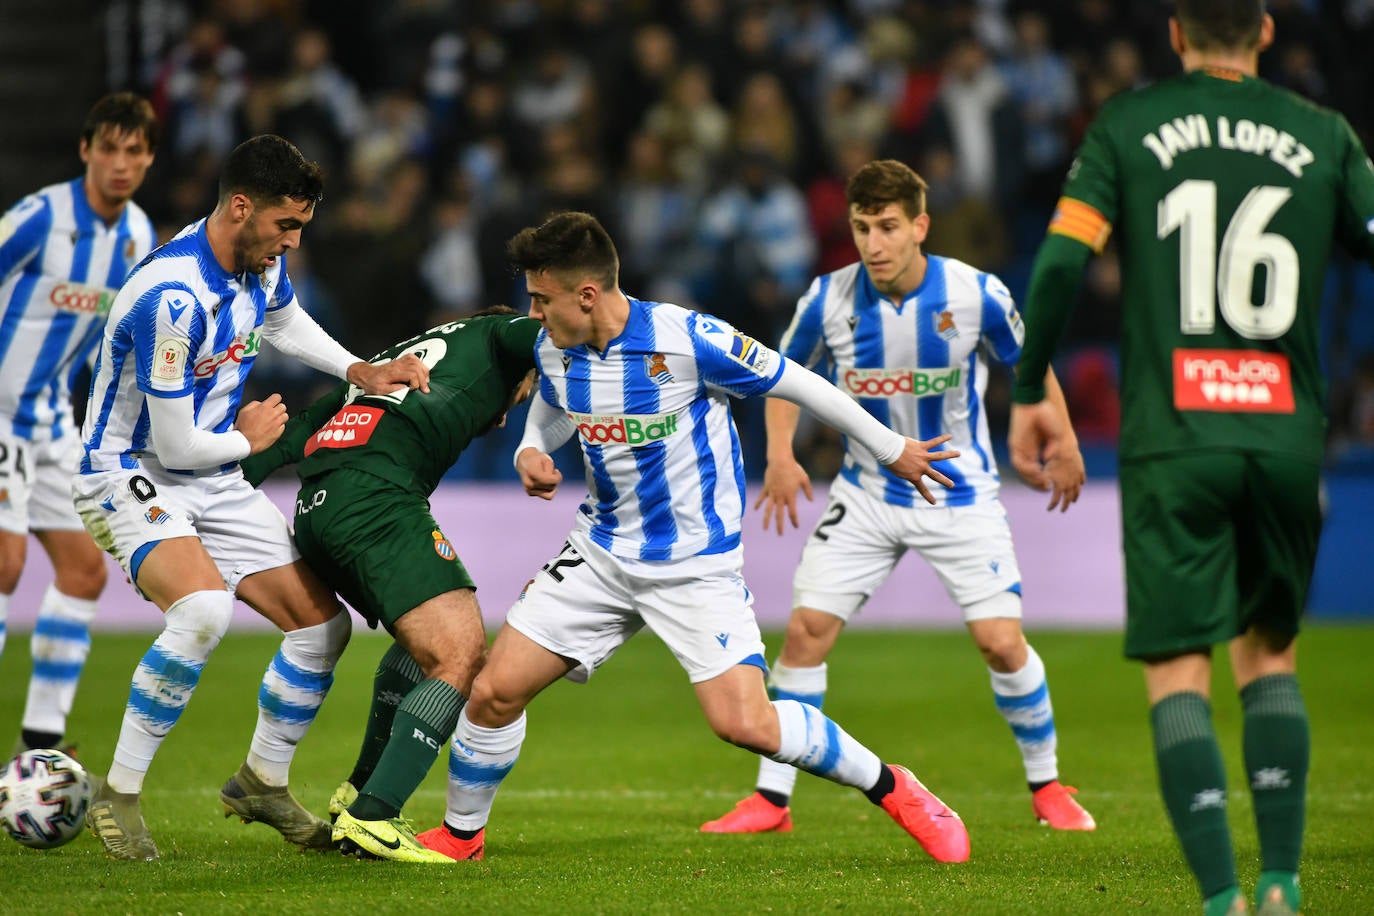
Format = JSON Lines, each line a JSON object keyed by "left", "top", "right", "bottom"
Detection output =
{"left": 778, "top": 276, "right": 828, "bottom": 367}
{"left": 135, "top": 284, "right": 207, "bottom": 398}
{"left": 1334, "top": 114, "right": 1374, "bottom": 264}
{"left": 495, "top": 315, "right": 542, "bottom": 367}
{"left": 0, "top": 194, "right": 50, "bottom": 280}
{"left": 688, "top": 311, "right": 785, "bottom": 397}
{"left": 979, "top": 273, "right": 1024, "bottom": 365}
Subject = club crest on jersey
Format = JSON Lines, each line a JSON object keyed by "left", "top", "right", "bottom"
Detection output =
{"left": 144, "top": 506, "right": 170, "bottom": 525}
{"left": 934, "top": 310, "right": 959, "bottom": 341}
{"left": 432, "top": 530, "right": 456, "bottom": 560}
{"left": 125, "top": 238, "right": 138, "bottom": 261}
{"left": 0, "top": 489, "right": 9, "bottom": 511}
{"left": 644, "top": 352, "right": 674, "bottom": 385}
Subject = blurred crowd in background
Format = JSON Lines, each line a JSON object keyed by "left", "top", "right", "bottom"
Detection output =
{"left": 97, "top": 0, "right": 1374, "bottom": 477}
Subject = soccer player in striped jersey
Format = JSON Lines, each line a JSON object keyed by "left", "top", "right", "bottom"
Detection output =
{"left": 415, "top": 211, "right": 971, "bottom": 865}
{"left": 1009, "top": 3, "right": 1374, "bottom": 913}
{"left": 0, "top": 92, "right": 158, "bottom": 758}
{"left": 701, "top": 159, "right": 1096, "bottom": 837}
{"left": 74, "top": 135, "right": 429, "bottom": 861}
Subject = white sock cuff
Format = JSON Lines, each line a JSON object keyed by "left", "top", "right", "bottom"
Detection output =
{"left": 41, "top": 584, "right": 99, "bottom": 624}
{"left": 456, "top": 708, "right": 527, "bottom": 754}
{"left": 164, "top": 590, "right": 234, "bottom": 645}
{"left": 990, "top": 644, "right": 1046, "bottom": 697}
{"left": 0, "top": 592, "right": 10, "bottom": 624}
{"left": 769, "top": 660, "right": 827, "bottom": 694}
{"left": 282, "top": 611, "right": 352, "bottom": 669}
{"left": 771, "top": 699, "right": 809, "bottom": 761}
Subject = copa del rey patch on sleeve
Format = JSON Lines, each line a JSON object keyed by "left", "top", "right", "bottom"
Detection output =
{"left": 152, "top": 337, "right": 189, "bottom": 382}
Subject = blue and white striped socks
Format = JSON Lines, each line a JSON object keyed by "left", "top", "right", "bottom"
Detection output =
{"left": 444, "top": 708, "right": 526, "bottom": 833}
{"left": 21, "top": 585, "right": 97, "bottom": 740}
{"left": 247, "top": 612, "right": 350, "bottom": 785}
{"left": 990, "top": 645, "right": 1059, "bottom": 785}
{"left": 107, "top": 590, "right": 234, "bottom": 794}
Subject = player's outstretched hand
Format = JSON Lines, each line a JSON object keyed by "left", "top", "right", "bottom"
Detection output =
{"left": 517, "top": 447, "right": 562, "bottom": 500}
{"left": 349, "top": 353, "right": 431, "bottom": 396}
{"left": 1009, "top": 400, "right": 1084, "bottom": 511}
{"left": 754, "top": 457, "right": 814, "bottom": 534}
{"left": 237, "top": 393, "right": 288, "bottom": 455}
{"left": 884, "top": 433, "right": 960, "bottom": 505}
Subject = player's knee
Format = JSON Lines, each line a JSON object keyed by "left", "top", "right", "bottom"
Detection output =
{"left": 781, "top": 609, "right": 842, "bottom": 663}
{"left": 164, "top": 589, "right": 235, "bottom": 649}
{"left": 56, "top": 558, "right": 107, "bottom": 600}
{"left": 284, "top": 609, "right": 352, "bottom": 668}
{"left": 465, "top": 675, "right": 527, "bottom": 728}
{"left": 0, "top": 539, "right": 25, "bottom": 593}
{"left": 709, "top": 707, "right": 774, "bottom": 752}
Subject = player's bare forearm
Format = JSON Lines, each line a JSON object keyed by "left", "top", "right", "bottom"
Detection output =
{"left": 516, "top": 446, "right": 562, "bottom": 500}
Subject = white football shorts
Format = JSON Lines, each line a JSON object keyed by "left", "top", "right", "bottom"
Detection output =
{"left": 792, "top": 475, "right": 1023, "bottom": 621}
{"left": 0, "top": 431, "right": 86, "bottom": 534}
{"left": 71, "top": 466, "right": 298, "bottom": 594}
{"left": 506, "top": 527, "right": 768, "bottom": 685}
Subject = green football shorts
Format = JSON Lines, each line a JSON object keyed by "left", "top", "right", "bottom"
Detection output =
{"left": 1118, "top": 450, "right": 1321, "bottom": 660}
{"left": 290, "top": 469, "right": 475, "bottom": 633}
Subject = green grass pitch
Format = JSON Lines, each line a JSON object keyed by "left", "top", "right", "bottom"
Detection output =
{"left": 1, "top": 625, "right": 1370, "bottom": 914}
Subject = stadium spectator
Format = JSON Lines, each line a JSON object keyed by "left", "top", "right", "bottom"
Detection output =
{"left": 700, "top": 158, "right": 1093, "bottom": 838}
{"left": 1008, "top": 3, "right": 1374, "bottom": 912}
{"left": 0, "top": 93, "right": 158, "bottom": 759}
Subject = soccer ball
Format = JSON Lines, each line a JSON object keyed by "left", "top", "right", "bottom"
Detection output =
{"left": 0, "top": 749, "right": 93, "bottom": 849}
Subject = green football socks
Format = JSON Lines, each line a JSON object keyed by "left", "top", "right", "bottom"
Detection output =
{"left": 350, "top": 678, "right": 464, "bottom": 821}
{"left": 347, "top": 643, "right": 424, "bottom": 789}
{"left": 1242, "top": 674, "right": 1308, "bottom": 912}
{"left": 1151, "top": 692, "right": 1237, "bottom": 904}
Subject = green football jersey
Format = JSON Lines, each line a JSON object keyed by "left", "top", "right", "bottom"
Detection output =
{"left": 1051, "top": 69, "right": 1374, "bottom": 462}
{"left": 242, "top": 312, "right": 540, "bottom": 495}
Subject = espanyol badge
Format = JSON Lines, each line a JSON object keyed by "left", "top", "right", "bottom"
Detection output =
{"left": 432, "top": 530, "right": 456, "bottom": 561}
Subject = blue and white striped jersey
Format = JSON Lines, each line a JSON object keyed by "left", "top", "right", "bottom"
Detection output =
{"left": 81, "top": 219, "right": 293, "bottom": 475}
{"left": 536, "top": 298, "right": 785, "bottom": 561}
{"left": 779, "top": 256, "right": 1023, "bottom": 508}
{"left": 0, "top": 178, "right": 156, "bottom": 442}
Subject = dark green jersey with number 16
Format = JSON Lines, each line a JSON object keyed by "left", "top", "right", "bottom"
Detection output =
{"left": 1025, "top": 68, "right": 1374, "bottom": 463}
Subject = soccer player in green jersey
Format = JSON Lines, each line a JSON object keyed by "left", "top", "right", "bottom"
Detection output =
{"left": 240, "top": 306, "right": 539, "bottom": 862}
{"left": 1009, "top": 3, "right": 1374, "bottom": 914}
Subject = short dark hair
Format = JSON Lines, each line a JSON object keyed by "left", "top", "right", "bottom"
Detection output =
{"left": 1174, "top": 0, "right": 1264, "bottom": 51}
{"left": 82, "top": 92, "right": 159, "bottom": 152}
{"left": 846, "top": 159, "right": 928, "bottom": 219}
{"left": 506, "top": 211, "right": 619, "bottom": 290}
{"left": 218, "top": 135, "right": 324, "bottom": 207}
